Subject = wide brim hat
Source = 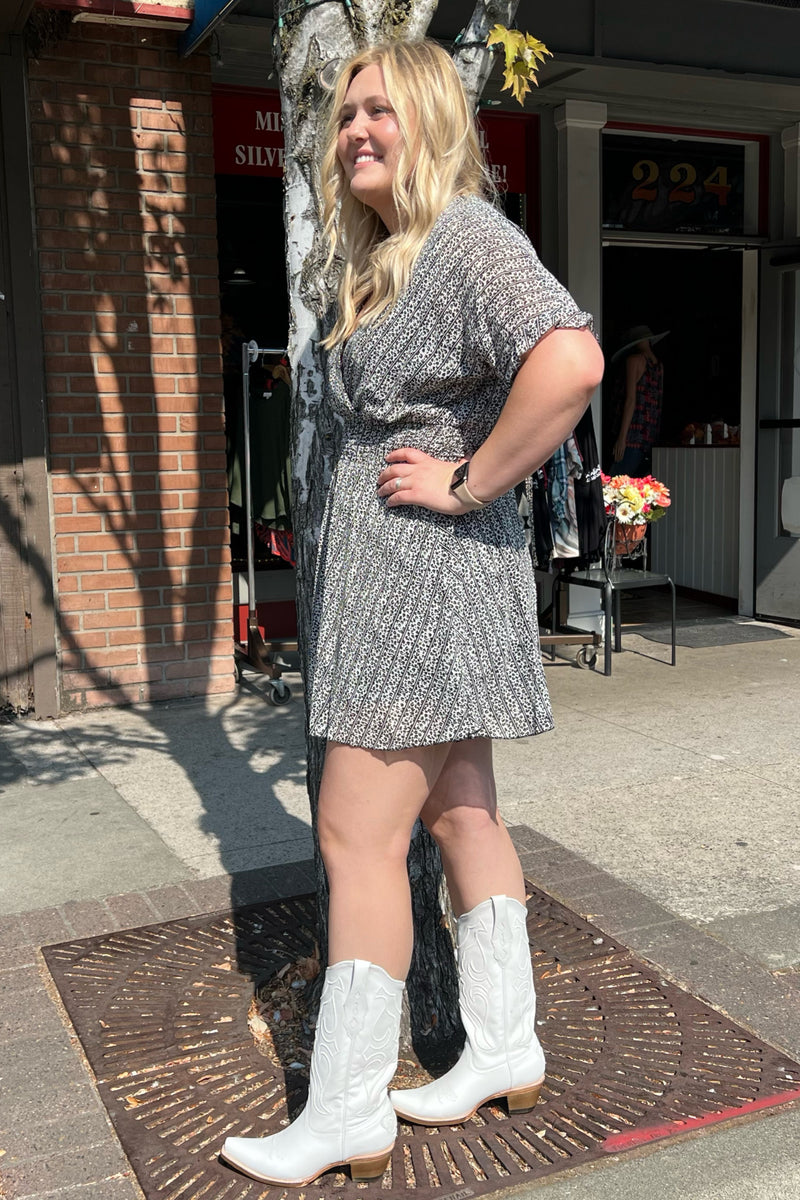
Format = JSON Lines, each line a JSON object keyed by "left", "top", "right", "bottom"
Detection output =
{"left": 611, "top": 325, "right": 670, "bottom": 363}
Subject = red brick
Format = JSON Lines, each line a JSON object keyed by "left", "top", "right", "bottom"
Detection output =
{"left": 108, "top": 589, "right": 159, "bottom": 609}
{"left": 111, "top": 664, "right": 165, "bottom": 685}
{"left": 146, "top": 679, "right": 193, "bottom": 702}
{"left": 107, "top": 551, "right": 159, "bottom": 570}
{"left": 130, "top": 416, "right": 177, "bottom": 433}
{"left": 64, "top": 252, "right": 122, "bottom": 273}
{"left": 86, "top": 647, "right": 140, "bottom": 668}
{"left": 164, "top": 659, "right": 208, "bottom": 680}
{"left": 77, "top": 533, "right": 135, "bottom": 552}
{"left": 63, "top": 669, "right": 112, "bottom": 691}
{"left": 55, "top": 515, "right": 103, "bottom": 533}
{"left": 73, "top": 631, "right": 108, "bottom": 649}
{"left": 81, "top": 571, "right": 138, "bottom": 591}
{"left": 136, "top": 531, "right": 180, "bottom": 550}
{"left": 60, "top": 554, "right": 104, "bottom": 572}
{"left": 75, "top": 494, "right": 116, "bottom": 512}
{"left": 160, "top": 436, "right": 197, "bottom": 451}
{"left": 108, "top": 628, "right": 163, "bottom": 646}
{"left": 81, "top": 686, "right": 141, "bottom": 707}
{"left": 132, "top": 455, "right": 177, "bottom": 472}
{"left": 83, "top": 609, "right": 139, "bottom": 629}
{"left": 49, "top": 475, "right": 99, "bottom": 494}
{"left": 49, "top": 435, "right": 100, "bottom": 457}
{"left": 85, "top": 64, "right": 136, "bottom": 87}
{"left": 58, "top": 591, "right": 106, "bottom": 612}
{"left": 103, "top": 511, "right": 158, "bottom": 531}
{"left": 146, "top": 644, "right": 186, "bottom": 663}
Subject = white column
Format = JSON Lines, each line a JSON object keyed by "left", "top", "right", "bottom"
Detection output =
{"left": 554, "top": 100, "right": 607, "bottom": 431}
{"left": 781, "top": 123, "right": 800, "bottom": 240}
{"left": 550, "top": 103, "right": 608, "bottom": 633}
{"left": 738, "top": 250, "right": 759, "bottom": 616}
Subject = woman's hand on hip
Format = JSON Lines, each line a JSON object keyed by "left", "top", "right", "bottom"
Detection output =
{"left": 377, "top": 448, "right": 473, "bottom": 515}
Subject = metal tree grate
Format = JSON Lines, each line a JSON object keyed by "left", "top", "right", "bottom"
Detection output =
{"left": 42, "top": 888, "right": 800, "bottom": 1200}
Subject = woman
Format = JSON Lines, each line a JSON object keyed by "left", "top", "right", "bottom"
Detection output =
{"left": 610, "top": 324, "right": 668, "bottom": 475}
{"left": 221, "top": 39, "right": 604, "bottom": 1187}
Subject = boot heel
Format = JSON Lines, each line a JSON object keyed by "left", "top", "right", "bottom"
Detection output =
{"left": 350, "top": 1150, "right": 392, "bottom": 1181}
{"left": 507, "top": 1080, "right": 543, "bottom": 1114}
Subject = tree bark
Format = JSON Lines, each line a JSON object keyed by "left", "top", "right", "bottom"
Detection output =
{"left": 276, "top": 0, "right": 519, "bottom": 1062}
{"left": 452, "top": 0, "right": 519, "bottom": 107}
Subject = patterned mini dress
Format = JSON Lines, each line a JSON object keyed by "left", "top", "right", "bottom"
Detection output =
{"left": 305, "top": 194, "right": 593, "bottom": 750}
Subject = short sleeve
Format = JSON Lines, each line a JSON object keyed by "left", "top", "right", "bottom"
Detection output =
{"left": 461, "top": 200, "right": 594, "bottom": 387}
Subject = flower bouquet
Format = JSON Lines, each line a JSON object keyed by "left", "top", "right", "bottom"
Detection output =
{"left": 601, "top": 474, "right": 671, "bottom": 559}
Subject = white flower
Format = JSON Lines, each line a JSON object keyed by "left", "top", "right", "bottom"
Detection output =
{"left": 616, "top": 501, "right": 637, "bottom": 524}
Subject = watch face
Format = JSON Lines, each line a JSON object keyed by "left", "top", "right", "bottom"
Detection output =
{"left": 451, "top": 461, "right": 469, "bottom": 490}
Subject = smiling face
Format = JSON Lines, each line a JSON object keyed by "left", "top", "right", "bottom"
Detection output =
{"left": 336, "top": 63, "right": 404, "bottom": 232}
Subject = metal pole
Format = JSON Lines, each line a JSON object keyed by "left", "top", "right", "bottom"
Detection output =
{"left": 241, "top": 339, "right": 258, "bottom": 622}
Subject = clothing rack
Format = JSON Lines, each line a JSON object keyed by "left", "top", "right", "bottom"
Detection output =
{"left": 236, "top": 339, "right": 296, "bottom": 704}
{"left": 530, "top": 408, "right": 606, "bottom": 670}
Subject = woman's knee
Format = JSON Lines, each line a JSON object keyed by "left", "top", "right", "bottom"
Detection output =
{"left": 422, "top": 798, "right": 500, "bottom": 849}
{"left": 317, "top": 804, "right": 412, "bottom": 877}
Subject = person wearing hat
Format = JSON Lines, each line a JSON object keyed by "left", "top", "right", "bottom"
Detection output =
{"left": 610, "top": 325, "right": 668, "bottom": 475}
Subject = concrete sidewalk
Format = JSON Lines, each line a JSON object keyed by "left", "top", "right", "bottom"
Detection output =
{"left": 1, "top": 615, "right": 799, "bottom": 1199}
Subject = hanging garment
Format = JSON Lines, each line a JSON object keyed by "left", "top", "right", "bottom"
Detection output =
{"left": 254, "top": 525, "right": 295, "bottom": 566}
{"left": 228, "top": 371, "right": 293, "bottom": 530}
{"left": 572, "top": 407, "right": 606, "bottom": 564}
{"left": 525, "top": 470, "right": 554, "bottom": 569}
{"left": 548, "top": 436, "right": 582, "bottom": 558}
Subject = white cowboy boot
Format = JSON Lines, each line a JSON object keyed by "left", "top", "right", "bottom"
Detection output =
{"left": 390, "top": 895, "right": 544, "bottom": 1125}
{"left": 221, "top": 958, "right": 403, "bottom": 1185}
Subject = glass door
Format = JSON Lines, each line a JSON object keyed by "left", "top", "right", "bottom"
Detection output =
{"left": 755, "top": 249, "right": 800, "bottom": 621}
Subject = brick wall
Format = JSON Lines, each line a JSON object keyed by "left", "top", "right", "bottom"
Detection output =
{"left": 28, "top": 20, "right": 235, "bottom": 710}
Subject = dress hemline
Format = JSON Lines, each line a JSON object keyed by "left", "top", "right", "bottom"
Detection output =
{"left": 307, "top": 718, "right": 555, "bottom": 752}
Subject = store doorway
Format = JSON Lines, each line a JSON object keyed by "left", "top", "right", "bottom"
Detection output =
{"left": 216, "top": 174, "right": 297, "bottom": 656}
{"left": 602, "top": 244, "right": 745, "bottom": 607}
{"left": 603, "top": 245, "right": 743, "bottom": 465}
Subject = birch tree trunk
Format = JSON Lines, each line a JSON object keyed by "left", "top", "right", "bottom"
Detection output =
{"left": 275, "top": 0, "right": 519, "bottom": 1066}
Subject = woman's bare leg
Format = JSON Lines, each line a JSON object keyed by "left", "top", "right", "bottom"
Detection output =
{"left": 419, "top": 737, "right": 525, "bottom": 915}
{"left": 318, "top": 740, "right": 452, "bottom": 979}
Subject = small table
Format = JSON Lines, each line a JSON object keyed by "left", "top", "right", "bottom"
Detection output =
{"left": 552, "top": 567, "right": 676, "bottom": 676}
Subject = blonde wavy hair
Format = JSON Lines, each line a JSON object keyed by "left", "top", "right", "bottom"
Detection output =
{"left": 320, "top": 39, "right": 493, "bottom": 347}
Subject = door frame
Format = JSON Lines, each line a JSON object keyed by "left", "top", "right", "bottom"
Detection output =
{"left": 754, "top": 245, "right": 800, "bottom": 623}
{"left": 0, "top": 35, "right": 59, "bottom": 716}
{"left": 601, "top": 233, "right": 760, "bottom": 614}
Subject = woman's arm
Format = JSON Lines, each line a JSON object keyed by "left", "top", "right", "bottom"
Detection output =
{"left": 377, "top": 327, "right": 604, "bottom": 512}
{"left": 612, "top": 353, "right": 646, "bottom": 464}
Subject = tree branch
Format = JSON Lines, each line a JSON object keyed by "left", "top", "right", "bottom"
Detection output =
{"left": 451, "top": 0, "right": 519, "bottom": 109}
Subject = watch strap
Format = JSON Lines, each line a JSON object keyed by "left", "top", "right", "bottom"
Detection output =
{"left": 451, "top": 467, "right": 488, "bottom": 511}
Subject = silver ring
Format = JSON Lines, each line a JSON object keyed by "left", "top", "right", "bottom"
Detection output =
{"left": 394, "top": 477, "right": 403, "bottom": 490}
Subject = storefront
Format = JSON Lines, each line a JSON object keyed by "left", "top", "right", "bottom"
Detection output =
{"left": 524, "top": 50, "right": 800, "bottom": 626}
{"left": 601, "top": 123, "right": 769, "bottom": 609}
{"left": 3, "top": 0, "right": 800, "bottom": 716}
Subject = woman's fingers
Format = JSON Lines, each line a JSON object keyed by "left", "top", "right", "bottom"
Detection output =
{"left": 384, "top": 446, "right": 425, "bottom": 464}
{"left": 377, "top": 469, "right": 413, "bottom": 500}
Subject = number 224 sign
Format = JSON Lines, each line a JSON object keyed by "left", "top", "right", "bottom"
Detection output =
{"left": 603, "top": 134, "right": 746, "bottom": 236}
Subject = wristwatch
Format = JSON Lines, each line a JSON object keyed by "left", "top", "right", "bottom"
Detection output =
{"left": 449, "top": 460, "right": 488, "bottom": 511}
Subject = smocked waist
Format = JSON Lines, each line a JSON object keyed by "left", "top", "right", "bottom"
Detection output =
{"left": 339, "top": 416, "right": 470, "bottom": 462}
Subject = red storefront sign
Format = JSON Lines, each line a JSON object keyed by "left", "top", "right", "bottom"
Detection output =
{"left": 212, "top": 86, "right": 537, "bottom": 197}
